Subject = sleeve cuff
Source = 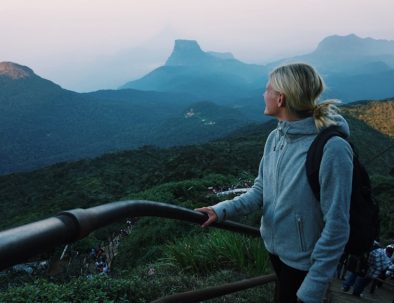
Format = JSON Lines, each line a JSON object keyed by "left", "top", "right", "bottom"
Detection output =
{"left": 211, "top": 202, "right": 229, "bottom": 223}
{"left": 297, "top": 275, "right": 329, "bottom": 303}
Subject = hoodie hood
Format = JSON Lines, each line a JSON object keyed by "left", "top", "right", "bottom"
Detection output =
{"left": 272, "top": 114, "right": 350, "bottom": 152}
{"left": 277, "top": 115, "right": 350, "bottom": 138}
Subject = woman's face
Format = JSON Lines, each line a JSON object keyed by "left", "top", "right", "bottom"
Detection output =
{"left": 263, "top": 82, "right": 281, "bottom": 117}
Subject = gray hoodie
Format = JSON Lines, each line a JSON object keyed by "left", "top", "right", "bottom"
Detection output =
{"left": 212, "top": 115, "right": 353, "bottom": 303}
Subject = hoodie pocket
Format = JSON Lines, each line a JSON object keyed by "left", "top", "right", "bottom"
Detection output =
{"left": 295, "top": 214, "right": 306, "bottom": 252}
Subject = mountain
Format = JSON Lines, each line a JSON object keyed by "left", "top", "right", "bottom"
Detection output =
{"left": 313, "top": 34, "right": 394, "bottom": 66}
{"left": 0, "top": 63, "right": 262, "bottom": 175}
{"left": 274, "top": 34, "right": 394, "bottom": 101}
{"left": 0, "top": 63, "right": 257, "bottom": 175}
{"left": 165, "top": 39, "right": 208, "bottom": 66}
{"left": 122, "top": 35, "right": 394, "bottom": 103}
{"left": 0, "top": 62, "right": 64, "bottom": 102}
{"left": 120, "top": 39, "right": 265, "bottom": 101}
{"left": 269, "top": 34, "right": 394, "bottom": 73}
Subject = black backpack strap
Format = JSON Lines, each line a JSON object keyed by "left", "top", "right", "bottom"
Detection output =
{"left": 306, "top": 125, "right": 347, "bottom": 200}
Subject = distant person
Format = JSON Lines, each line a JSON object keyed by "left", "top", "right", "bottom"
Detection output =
{"left": 341, "top": 254, "right": 369, "bottom": 292}
{"left": 196, "top": 63, "right": 353, "bottom": 303}
{"left": 341, "top": 240, "right": 381, "bottom": 293}
{"left": 351, "top": 245, "right": 393, "bottom": 296}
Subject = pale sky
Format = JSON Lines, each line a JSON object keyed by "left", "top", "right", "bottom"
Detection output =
{"left": 1, "top": 0, "right": 394, "bottom": 92}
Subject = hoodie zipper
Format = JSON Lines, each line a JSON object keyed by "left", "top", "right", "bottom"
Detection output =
{"left": 271, "top": 126, "right": 288, "bottom": 252}
{"left": 273, "top": 125, "right": 288, "bottom": 201}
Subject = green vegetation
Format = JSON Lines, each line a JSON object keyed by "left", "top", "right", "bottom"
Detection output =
{"left": 371, "top": 175, "right": 394, "bottom": 240}
{"left": 0, "top": 106, "right": 393, "bottom": 302}
{"left": 161, "top": 229, "right": 269, "bottom": 275}
{"left": 0, "top": 265, "right": 274, "bottom": 303}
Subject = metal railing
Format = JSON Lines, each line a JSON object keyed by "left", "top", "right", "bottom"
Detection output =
{"left": 0, "top": 200, "right": 275, "bottom": 302}
{"left": 151, "top": 273, "right": 277, "bottom": 303}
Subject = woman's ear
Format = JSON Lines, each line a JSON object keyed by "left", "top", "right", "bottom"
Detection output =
{"left": 278, "top": 93, "right": 286, "bottom": 107}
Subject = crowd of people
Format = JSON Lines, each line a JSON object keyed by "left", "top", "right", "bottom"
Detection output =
{"left": 88, "top": 218, "right": 136, "bottom": 275}
{"left": 89, "top": 247, "right": 110, "bottom": 274}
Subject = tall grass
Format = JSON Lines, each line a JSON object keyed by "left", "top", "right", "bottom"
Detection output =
{"left": 161, "top": 229, "right": 271, "bottom": 276}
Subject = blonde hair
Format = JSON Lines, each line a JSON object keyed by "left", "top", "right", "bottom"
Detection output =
{"left": 269, "top": 63, "right": 340, "bottom": 129}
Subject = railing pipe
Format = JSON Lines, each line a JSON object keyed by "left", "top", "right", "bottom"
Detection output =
{"left": 0, "top": 200, "right": 260, "bottom": 271}
{"left": 150, "top": 274, "right": 277, "bottom": 303}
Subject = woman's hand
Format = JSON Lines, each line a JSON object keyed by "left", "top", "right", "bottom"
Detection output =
{"left": 195, "top": 207, "right": 218, "bottom": 228}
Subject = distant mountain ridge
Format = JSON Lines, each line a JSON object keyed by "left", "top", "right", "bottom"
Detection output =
{"left": 122, "top": 34, "right": 394, "bottom": 102}
{"left": 292, "top": 34, "right": 394, "bottom": 75}
{"left": 315, "top": 34, "right": 394, "bottom": 59}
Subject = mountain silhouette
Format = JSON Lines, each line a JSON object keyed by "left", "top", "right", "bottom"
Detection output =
{"left": 271, "top": 34, "right": 394, "bottom": 100}
{"left": 120, "top": 39, "right": 264, "bottom": 100}
{"left": 165, "top": 39, "right": 211, "bottom": 66}
{"left": 315, "top": 34, "right": 394, "bottom": 58}
{"left": 122, "top": 34, "right": 394, "bottom": 102}
{"left": 288, "top": 34, "right": 394, "bottom": 73}
{"left": 165, "top": 40, "right": 235, "bottom": 65}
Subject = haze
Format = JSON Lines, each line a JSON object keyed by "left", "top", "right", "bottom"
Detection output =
{"left": 1, "top": 0, "right": 393, "bottom": 92}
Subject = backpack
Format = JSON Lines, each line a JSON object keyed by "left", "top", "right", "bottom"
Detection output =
{"left": 305, "top": 125, "right": 380, "bottom": 256}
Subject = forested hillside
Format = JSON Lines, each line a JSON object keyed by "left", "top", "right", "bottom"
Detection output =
{"left": 342, "top": 99, "right": 394, "bottom": 138}
{"left": 1, "top": 106, "right": 392, "bottom": 230}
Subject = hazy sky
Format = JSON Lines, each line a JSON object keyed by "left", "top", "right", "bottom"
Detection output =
{"left": 1, "top": 0, "right": 394, "bottom": 92}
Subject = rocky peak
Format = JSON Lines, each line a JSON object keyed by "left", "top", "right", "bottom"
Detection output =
{"left": 0, "top": 62, "right": 35, "bottom": 79}
{"left": 165, "top": 39, "right": 208, "bottom": 66}
{"left": 173, "top": 39, "right": 203, "bottom": 53}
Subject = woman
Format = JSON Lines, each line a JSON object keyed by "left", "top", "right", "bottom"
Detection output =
{"left": 196, "top": 63, "right": 353, "bottom": 303}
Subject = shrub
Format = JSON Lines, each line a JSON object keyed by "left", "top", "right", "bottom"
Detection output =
{"left": 161, "top": 229, "right": 270, "bottom": 276}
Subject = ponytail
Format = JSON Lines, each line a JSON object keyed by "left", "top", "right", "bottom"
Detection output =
{"left": 313, "top": 99, "right": 341, "bottom": 130}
